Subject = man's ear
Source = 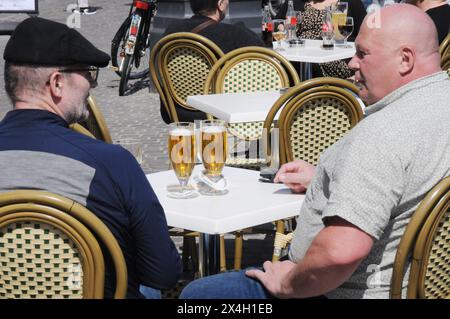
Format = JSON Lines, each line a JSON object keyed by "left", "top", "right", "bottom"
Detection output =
{"left": 218, "top": 0, "right": 226, "bottom": 11}
{"left": 48, "top": 71, "right": 64, "bottom": 98}
{"left": 399, "top": 46, "right": 415, "bottom": 76}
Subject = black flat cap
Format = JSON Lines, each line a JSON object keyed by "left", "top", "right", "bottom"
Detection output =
{"left": 3, "top": 17, "right": 110, "bottom": 67}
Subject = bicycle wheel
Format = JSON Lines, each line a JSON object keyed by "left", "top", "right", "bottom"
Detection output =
{"left": 111, "top": 16, "right": 150, "bottom": 80}
{"left": 111, "top": 16, "right": 131, "bottom": 77}
{"left": 119, "top": 54, "right": 134, "bottom": 96}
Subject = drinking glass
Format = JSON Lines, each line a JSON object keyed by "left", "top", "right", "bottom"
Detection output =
{"left": 337, "top": 16, "right": 354, "bottom": 48}
{"left": 332, "top": 2, "right": 348, "bottom": 45}
{"left": 167, "top": 122, "right": 197, "bottom": 199}
{"left": 199, "top": 120, "right": 228, "bottom": 196}
{"left": 272, "top": 19, "right": 287, "bottom": 51}
{"left": 118, "top": 139, "right": 143, "bottom": 165}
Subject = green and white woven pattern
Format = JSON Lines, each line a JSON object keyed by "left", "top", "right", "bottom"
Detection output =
{"left": 222, "top": 59, "right": 283, "bottom": 93}
{"left": 0, "top": 222, "right": 83, "bottom": 299}
{"left": 423, "top": 209, "right": 450, "bottom": 299}
{"left": 167, "top": 47, "right": 212, "bottom": 102}
{"left": 289, "top": 97, "right": 352, "bottom": 165}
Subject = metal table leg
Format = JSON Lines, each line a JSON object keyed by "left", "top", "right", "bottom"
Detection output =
{"left": 198, "top": 233, "right": 220, "bottom": 277}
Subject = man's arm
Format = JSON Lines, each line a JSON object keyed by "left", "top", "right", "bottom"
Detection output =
{"left": 246, "top": 217, "right": 373, "bottom": 298}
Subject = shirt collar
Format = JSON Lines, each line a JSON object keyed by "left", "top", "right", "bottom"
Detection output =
{"left": 364, "top": 71, "right": 448, "bottom": 117}
{"left": 1, "top": 109, "right": 69, "bottom": 128}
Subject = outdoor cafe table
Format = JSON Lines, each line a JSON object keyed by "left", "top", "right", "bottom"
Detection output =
{"left": 146, "top": 165, "right": 304, "bottom": 277}
{"left": 275, "top": 39, "right": 356, "bottom": 80}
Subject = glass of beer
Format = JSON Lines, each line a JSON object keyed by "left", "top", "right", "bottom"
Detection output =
{"left": 167, "top": 122, "right": 197, "bottom": 199}
{"left": 331, "top": 1, "right": 348, "bottom": 45}
{"left": 200, "top": 120, "right": 228, "bottom": 195}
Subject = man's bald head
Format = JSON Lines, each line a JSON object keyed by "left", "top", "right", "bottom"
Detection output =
{"left": 365, "top": 4, "right": 439, "bottom": 60}
{"left": 348, "top": 4, "right": 442, "bottom": 105}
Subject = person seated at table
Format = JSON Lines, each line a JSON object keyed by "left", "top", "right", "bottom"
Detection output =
{"left": 0, "top": 17, "right": 182, "bottom": 298}
{"left": 179, "top": 4, "right": 450, "bottom": 299}
{"left": 403, "top": 0, "right": 450, "bottom": 44}
{"left": 276, "top": 0, "right": 367, "bottom": 79}
{"left": 160, "top": 0, "right": 264, "bottom": 124}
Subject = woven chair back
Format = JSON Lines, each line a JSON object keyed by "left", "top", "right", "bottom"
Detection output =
{"left": 204, "top": 46, "right": 300, "bottom": 141}
{"left": 150, "top": 32, "right": 224, "bottom": 122}
{"left": 391, "top": 176, "right": 450, "bottom": 299}
{"left": 0, "top": 190, "right": 127, "bottom": 299}
{"left": 264, "top": 77, "right": 363, "bottom": 166}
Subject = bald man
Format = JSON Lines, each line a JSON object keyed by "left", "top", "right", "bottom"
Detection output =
{"left": 179, "top": 4, "right": 450, "bottom": 299}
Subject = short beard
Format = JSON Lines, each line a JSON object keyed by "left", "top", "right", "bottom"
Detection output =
{"left": 65, "top": 99, "right": 89, "bottom": 124}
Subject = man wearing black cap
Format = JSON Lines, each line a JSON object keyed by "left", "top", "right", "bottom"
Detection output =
{"left": 0, "top": 17, "right": 182, "bottom": 298}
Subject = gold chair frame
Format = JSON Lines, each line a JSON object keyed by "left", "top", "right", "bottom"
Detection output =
{"left": 70, "top": 94, "right": 113, "bottom": 144}
{"left": 149, "top": 32, "right": 224, "bottom": 122}
{"left": 439, "top": 33, "right": 450, "bottom": 60}
{"left": 0, "top": 190, "right": 127, "bottom": 299}
{"left": 441, "top": 54, "right": 450, "bottom": 72}
{"left": 391, "top": 176, "right": 450, "bottom": 299}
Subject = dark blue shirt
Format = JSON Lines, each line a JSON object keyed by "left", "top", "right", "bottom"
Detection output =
{"left": 0, "top": 109, "right": 182, "bottom": 298}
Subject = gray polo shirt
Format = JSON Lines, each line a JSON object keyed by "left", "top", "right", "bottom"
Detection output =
{"left": 289, "top": 71, "right": 450, "bottom": 299}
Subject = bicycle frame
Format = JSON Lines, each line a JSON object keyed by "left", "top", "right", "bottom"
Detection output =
{"left": 124, "top": 0, "right": 157, "bottom": 56}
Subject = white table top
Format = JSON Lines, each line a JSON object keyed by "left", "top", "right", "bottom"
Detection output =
{"left": 187, "top": 91, "right": 282, "bottom": 123}
{"left": 187, "top": 90, "right": 366, "bottom": 123}
{"left": 147, "top": 166, "right": 303, "bottom": 234}
{"left": 276, "top": 39, "right": 355, "bottom": 63}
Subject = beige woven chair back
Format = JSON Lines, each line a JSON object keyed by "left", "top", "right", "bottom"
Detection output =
{"left": 204, "top": 46, "right": 300, "bottom": 142}
{"left": 391, "top": 176, "right": 450, "bottom": 299}
{"left": 0, "top": 190, "right": 127, "bottom": 299}
{"left": 264, "top": 77, "right": 363, "bottom": 166}
{"left": 150, "top": 32, "right": 224, "bottom": 122}
{"left": 439, "top": 33, "right": 450, "bottom": 60}
{"left": 71, "top": 95, "right": 112, "bottom": 143}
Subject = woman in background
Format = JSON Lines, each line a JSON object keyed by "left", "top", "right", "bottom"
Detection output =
{"left": 277, "top": 0, "right": 366, "bottom": 78}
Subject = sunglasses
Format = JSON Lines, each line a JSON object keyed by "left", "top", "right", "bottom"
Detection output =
{"left": 58, "top": 66, "right": 99, "bottom": 82}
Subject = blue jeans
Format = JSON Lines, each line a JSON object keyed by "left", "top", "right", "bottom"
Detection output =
{"left": 139, "top": 285, "right": 162, "bottom": 299}
{"left": 179, "top": 269, "right": 275, "bottom": 299}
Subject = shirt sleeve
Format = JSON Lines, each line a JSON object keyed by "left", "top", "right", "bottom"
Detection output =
{"left": 320, "top": 121, "right": 405, "bottom": 240}
{"left": 119, "top": 151, "right": 182, "bottom": 289}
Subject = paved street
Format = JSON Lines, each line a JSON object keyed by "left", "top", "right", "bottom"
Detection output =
{"left": 0, "top": 0, "right": 277, "bottom": 290}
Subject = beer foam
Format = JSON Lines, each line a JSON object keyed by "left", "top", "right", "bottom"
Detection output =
{"left": 202, "top": 126, "right": 226, "bottom": 133}
{"left": 170, "top": 128, "right": 194, "bottom": 136}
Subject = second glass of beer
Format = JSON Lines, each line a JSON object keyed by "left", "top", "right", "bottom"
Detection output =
{"left": 200, "top": 120, "right": 227, "bottom": 195}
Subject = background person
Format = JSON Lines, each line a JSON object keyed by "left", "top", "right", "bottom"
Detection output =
{"left": 160, "top": 0, "right": 264, "bottom": 124}
{"left": 179, "top": 4, "right": 450, "bottom": 299}
{"left": 0, "top": 17, "right": 182, "bottom": 298}
{"left": 276, "top": 0, "right": 367, "bottom": 79}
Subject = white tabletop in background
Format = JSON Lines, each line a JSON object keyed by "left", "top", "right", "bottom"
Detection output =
{"left": 276, "top": 39, "right": 355, "bottom": 63}
{"left": 147, "top": 166, "right": 303, "bottom": 234}
{"left": 186, "top": 91, "right": 282, "bottom": 123}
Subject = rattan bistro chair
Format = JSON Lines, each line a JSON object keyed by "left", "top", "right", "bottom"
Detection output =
{"left": 439, "top": 33, "right": 450, "bottom": 60}
{"left": 0, "top": 190, "right": 127, "bottom": 299}
{"left": 70, "top": 94, "right": 113, "bottom": 144}
{"left": 390, "top": 176, "right": 450, "bottom": 299}
{"left": 204, "top": 46, "right": 300, "bottom": 169}
{"left": 149, "top": 32, "right": 224, "bottom": 123}
{"left": 441, "top": 54, "right": 450, "bottom": 73}
{"left": 264, "top": 77, "right": 363, "bottom": 261}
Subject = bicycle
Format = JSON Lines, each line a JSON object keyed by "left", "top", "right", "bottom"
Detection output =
{"left": 111, "top": 0, "right": 157, "bottom": 96}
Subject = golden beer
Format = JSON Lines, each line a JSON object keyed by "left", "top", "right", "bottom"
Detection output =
{"left": 332, "top": 12, "right": 347, "bottom": 40}
{"left": 168, "top": 128, "right": 196, "bottom": 181}
{"left": 201, "top": 126, "right": 227, "bottom": 176}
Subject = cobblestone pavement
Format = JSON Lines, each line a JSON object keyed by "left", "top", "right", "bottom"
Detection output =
{"left": 0, "top": 0, "right": 276, "bottom": 278}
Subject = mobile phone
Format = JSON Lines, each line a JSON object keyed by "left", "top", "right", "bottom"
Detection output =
{"left": 259, "top": 167, "right": 279, "bottom": 183}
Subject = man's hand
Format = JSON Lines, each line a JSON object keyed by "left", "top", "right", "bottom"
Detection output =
{"left": 274, "top": 160, "right": 316, "bottom": 193}
{"left": 245, "top": 260, "right": 297, "bottom": 298}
